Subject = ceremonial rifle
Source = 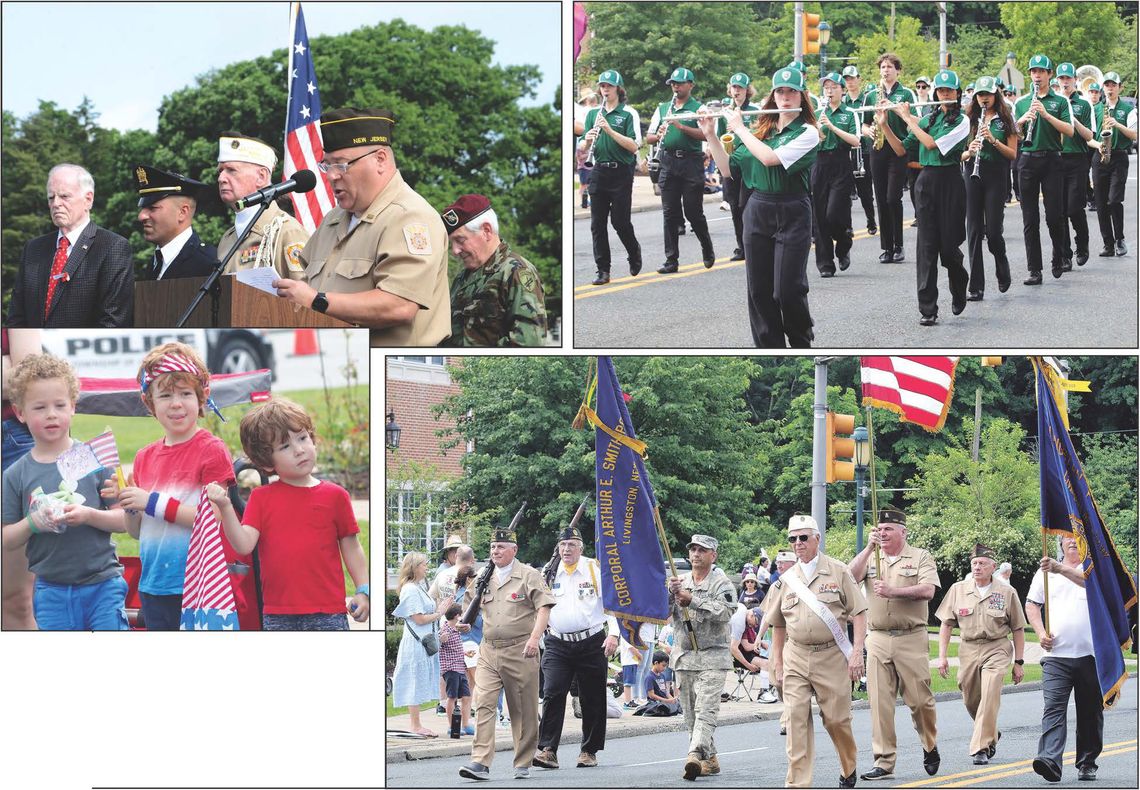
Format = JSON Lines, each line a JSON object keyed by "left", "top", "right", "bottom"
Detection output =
{"left": 543, "top": 496, "right": 591, "bottom": 588}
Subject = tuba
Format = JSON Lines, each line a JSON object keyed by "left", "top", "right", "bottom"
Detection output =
{"left": 1076, "top": 65, "right": 1105, "bottom": 100}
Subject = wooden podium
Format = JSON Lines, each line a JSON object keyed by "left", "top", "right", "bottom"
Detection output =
{"left": 134, "top": 276, "right": 351, "bottom": 328}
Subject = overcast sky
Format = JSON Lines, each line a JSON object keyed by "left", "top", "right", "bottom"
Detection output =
{"left": 2, "top": 2, "right": 560, "bottom": 132}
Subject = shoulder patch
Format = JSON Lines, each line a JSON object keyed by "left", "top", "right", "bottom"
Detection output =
{"left": 518, "top": 269, "right": 537, "bottom": 291}
{"left": 285, "top": 243, "right": 305, "bottom": 271}
{"left": 403, "top": 224, "right": 432, "bottom": 256}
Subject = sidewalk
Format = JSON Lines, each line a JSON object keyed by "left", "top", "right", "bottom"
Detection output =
{"left": 573, "top": 174, "right": 723, "bottom": 220}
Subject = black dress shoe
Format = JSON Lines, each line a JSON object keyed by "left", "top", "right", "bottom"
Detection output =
{"left": 1051, "top": 263, "right": 1063, "bottom": 278}
{"left": 657, "top": 262, "right": 679, "bottom": 274}
{"left": 820, "top": 270, "right": 835, "bottom": 278}
{"left": 592, "top": 270, "right": 610, "bottom": 286}
{"left": 859, "top": 767, "right": 894, "bottom": 780}
{"left": 1062, "top": 257, "right": 1073, "bottom": 272}
{"left": 1099, "top": 246, "right": 1115, "bottom": 257}
{"left": 731, "top": 248, "right": 745, "bottom": 261}
{"left": 839, "top": 771, "right": 857, "bottom": 788}
{"left": 1116, "top": 239, "right": 1127, "bottom": 256}
{"left": 868, "top": 223, "right": 878, "bottom": 235}
{"left": 973, "top": 751, "right": 989, "bottom": 765}
{"left": 1033, "top": 758, "right": 1062, "bottom": 783}
{"left": 923, "top": 746, "right": 940, "bottom": 776}
{"left": 912, "top": 217, "right": 919, "bottom": 227}
{"left": 998, "top": 279, "right": 1010, "bottom": 293}
{"left": 839, "top": 254, "right": 851, "bottom": 271}
{"left": 703, "top": 250, "right": 716, "bottom": 269}
{"left": 1076, "top": 250, "right": 1089, "bottom": 266}
{"left": 952, "top": 297, "right": 967, "bottom": 315}
{"left": 1024, "top": 273, "right": 1043, "bottom": 285}
{"left": 967, "top": 291, "right": 984, "bottom": 301}
{"left": 919, "top": 314, "right": 937, "bottom": 326}
{"left": 988, "top": 730, "right": 1001, "bottom": 758}
{"left": 1078, "top": 766, "right": 1097, "bottom": 781}
{"left": 878, "top": 251, "right": 893, "bottom": 263}
{"left": 891, "top": 248, "right": 905, "bottom": 262}
{"left": 629, "top": 258, "right": 642, "bottom": 277}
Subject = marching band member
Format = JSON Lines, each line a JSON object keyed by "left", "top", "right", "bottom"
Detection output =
{"left": 699, "top": 67, "right": 820, "bottom": 347}
{"left": 813, "top": 72, "right": 859, "bottom": 277}
{"left": 862, "top": 54, "right": 916, "bottom": 264}
{"left": 576, "top": 69, "right": 643, "bottom": 286}
{"left": 647, "top": 67, "right": 716, "bottom": 274}
{"left": 1084, "top": 82, "right": 1103, "bottom": 211}
{"left": 841, "top": 65, "right": 877, "bottom": 236}
{"left": 1055, "top": 63, "right": 1096, "bottom": 270}
{"left": 963, "top": 76, "right": 1019, "bottom": 300}
{"left": 717, "top": 72, "right": 760, "bottom": 262}
{"left": 882, "top": 70, "right": 970, "bottom": 327}
{"left": 1013, "top": 54, "right": 1074, "bottom": 285}
{"left": 1091, "top": 71, "right": 1137, "bottom": 258}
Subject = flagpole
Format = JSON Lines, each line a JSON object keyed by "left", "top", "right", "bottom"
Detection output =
{"left": 653, "top": 506, "right": 698, "bottom": 651}
{"left": 865, "top": 407, "right": 882, "bottom": 579}
{"left": 1031, "top": 356, "right": 1051, "bottom": 635}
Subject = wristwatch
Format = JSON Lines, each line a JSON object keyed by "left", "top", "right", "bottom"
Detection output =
{"left": 311, "top": 291, "right": 329, "bottom": 313}
{"left": 1014, "top": 659, "right": 1025, "bottom": 665}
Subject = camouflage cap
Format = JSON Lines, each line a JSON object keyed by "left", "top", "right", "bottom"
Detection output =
{"left": 973, "top": 543, "right": 997, "bottom": 561}
{"left": 687, "top": 534, "right": 718, "bottom": 551}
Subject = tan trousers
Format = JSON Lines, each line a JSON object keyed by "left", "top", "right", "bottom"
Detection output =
{"left": 676, "top": 668, "right": 724, "bottom": 758}
{"left": 867, "top": 629, "right": 938, "bottom": 770}
{"left": 783, "top": 641, "right": 858, "bottom": 787}
{"left": 470, "top": 636, "right": 540, "bottom": 770}
{"left": 957, "top": 637, "right": 1011, "bottom": 755}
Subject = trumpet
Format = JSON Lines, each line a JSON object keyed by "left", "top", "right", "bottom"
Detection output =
{"left": 582, "top": 109, "right": 606, "bottom": 169}
{"left": 970, "top": 122, "right": 988, "bottom": 180}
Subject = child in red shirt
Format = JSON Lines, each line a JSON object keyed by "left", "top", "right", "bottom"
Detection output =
{"left": 208, "top": 397, "right": 369, "bottom": 630}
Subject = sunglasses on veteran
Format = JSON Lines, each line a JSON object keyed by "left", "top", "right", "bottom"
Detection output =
{"left": 788, "top": 534, "right": 814, "bottom": 543}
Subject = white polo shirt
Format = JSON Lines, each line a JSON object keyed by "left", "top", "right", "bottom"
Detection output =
{"left": 1027, "top": 567, "right": 1094, "bottom": 658}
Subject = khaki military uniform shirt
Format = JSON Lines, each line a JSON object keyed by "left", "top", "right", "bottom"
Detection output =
{"left": 766, "top": 553, "right": 868, "bottom": 644}
{"left": 669, "top": 566, "right": 736, "bottom": 671}
{"left": 479, "top": 561, "right": 556, "bottom": 642}
{"left": 935, "top": 579, "right": 1026, "bottom": 640}
{"left": 445, "top": 242, "right": 547, "bottom": 347}
{"left": 300, "top": 170, "right": 450, "bottom": 346}
{"left": 218, "top": 202, "right": 309, "bottom": 281}
{"left": 865, "top": 546, "right": 940, "bottom": 630}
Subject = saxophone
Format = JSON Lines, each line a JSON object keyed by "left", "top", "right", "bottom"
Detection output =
{"left": 1100, "top": 109, "right": 1114, "bottom": 164}
{"left": 872, "top": 79, "right": 888, "bottom": 150}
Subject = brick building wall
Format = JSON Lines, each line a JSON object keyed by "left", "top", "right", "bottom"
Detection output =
{"left": 385, "top": 356, "right": 465, "bottom": 477}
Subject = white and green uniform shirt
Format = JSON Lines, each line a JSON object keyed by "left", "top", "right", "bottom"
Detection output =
{"left": 584, "top": 103, "right": 642, "bottom": 166}
{"left": 1062, "top": 93, "right": 1094, "bottom": 154}
{"left": 648, "top": 97, "right": 703, "bottom": 152}
{"left": 863, "top": 82, "right": 918, "bottom": 142}
{"left": 729, "top": 117, "right": 819, "bottom": 194}
{"left": 1094, "top": 100, "right": 1138, "bottom": 151}
{"left": 902, "top": 110, "right": 970, "bottom": 167}
{"left": 819, "top": 103, "right": 857, "bottom": 151}
{"left": 1014, "top": 89, "right": 1073, "bottom": 152}
{"left": 975, "top": 112, "right": 1013, "bottom": 163}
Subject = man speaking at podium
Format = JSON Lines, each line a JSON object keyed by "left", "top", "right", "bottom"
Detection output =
{"left": 273, "top": 108, "right": 451, "bottom": 346}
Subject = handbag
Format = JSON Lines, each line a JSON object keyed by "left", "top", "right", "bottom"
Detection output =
{"left": 410, "top": 626, "right": 440, "bottom": 656}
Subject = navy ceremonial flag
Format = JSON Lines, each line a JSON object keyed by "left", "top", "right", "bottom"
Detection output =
{"left": 1035, "top": 359, "right": 1137, "bottom": 707}
{"left": 588, "top": 357, "right": 669, "bottom": 647}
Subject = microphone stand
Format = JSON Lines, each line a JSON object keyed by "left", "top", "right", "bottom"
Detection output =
{"left": 176, "top": 199, "right": 272, "bottom": 328}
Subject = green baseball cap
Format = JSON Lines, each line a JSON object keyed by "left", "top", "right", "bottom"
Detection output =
{"left": 967, "top": 82, "right": 976, "bottom": 90}
{"left": 1028, "top": 54, "right": 1053, "bottom": 71}
{"left": 933, "top": 69, "right": 960, "bottom": 90}
{"left": 842, "top": 65, "right": 860, "bottom": 78}
{"left": 1056, "top": 62, "right": 1077, "bottom": 78}
{"left": 773, "top": 67, "right": 806, "bottom": 91}
{"left": 821, "top": 71, "right": 843, "bottom": 87}
{"left": 974, "top": 76, "right": 998, "bottom": 94}
{"left": 597, "top": 69, "right": 623, "bottom": 87}
{"left": 1103, "top": 72, "right": 1121, "bottom": 84}
{"left": 916, "top": 75, "right": 932, "bottom": 86}
{"left": 1088, "top": 82, "right": 1102, "bottom": 92}
{"left": 786, "top": 60, "right": 806, "bottom": 73}
{"left": 1049, "top": 78, "right": 1060, "bottom": 88}
{"left": 666, "top": 67, "right": 695, "bottom": 84}
{"left": 728, "top": 72, "right": 751, "bottom": 88}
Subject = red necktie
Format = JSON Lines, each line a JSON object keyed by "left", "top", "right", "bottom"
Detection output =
{"left": 44, "top": 236, "right": 71, "bottom": 320}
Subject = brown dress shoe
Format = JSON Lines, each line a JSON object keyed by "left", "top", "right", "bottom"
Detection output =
{"left": 532, "top": 748, "right": 558, "bottom": 769}
{"left": 576, "top": 751, "right": 597, "bottom": 768}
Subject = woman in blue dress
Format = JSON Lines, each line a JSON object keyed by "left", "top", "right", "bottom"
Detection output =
{"left": 392, "top": 551, "right": 454, "bottom": 737}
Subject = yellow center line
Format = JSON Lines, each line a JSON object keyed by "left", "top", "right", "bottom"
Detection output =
{"left": 896, "top": 740, "right": 1137, "bottom": 788}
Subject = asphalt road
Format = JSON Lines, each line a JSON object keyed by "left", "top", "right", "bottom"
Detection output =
{"left": 386, "top": 678, "right": 1137, "bottom": 788}
{"left": 573, "top": 157, "right": 1138, "bottom": 348}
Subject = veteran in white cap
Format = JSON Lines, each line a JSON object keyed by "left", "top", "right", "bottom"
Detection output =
{"left": 766, "top": 515, "right": 867, "bottom": 788}
{"left": 216, "top": 132, "right": 310, "bottom": 281}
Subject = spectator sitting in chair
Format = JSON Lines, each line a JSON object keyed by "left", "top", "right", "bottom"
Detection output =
{"left": 729, "top": 605, "right": 778, "bottom": 703}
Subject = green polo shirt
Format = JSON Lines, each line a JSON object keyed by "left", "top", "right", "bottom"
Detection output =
{"left": 819, "top": 102, "right": 857, "bottom": 151}
{"left": 716, "top": 102, "right": 760, "bottom": 150}
{"left": 1061, "top": 94, "right": 1094, "bottom": 154}
{"left": 729, "top": 117, "right": 819, "bottom": 194}
{"left": 1014, "top": 89, "right": 1072, "bottom": 152}
{"left": 976, "top": 113, "right": 1013, "bottom": 163}
{"left": 584, "top": 103, "right": 641, "bottom": 166}
{"left": 863, "top": 82, "right": 918, "bottom": 142}
{"left": 1095, "top": 100, "right": 1137, "bottom": 151}
{"left": 653, "top": 97, "right": 703, "bottom": 152}
{"left": 902, "top": 110, "right": 970, "bottom": 167}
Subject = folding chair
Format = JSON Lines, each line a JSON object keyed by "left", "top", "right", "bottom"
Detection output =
{"left": 728, "top": 664, "right": 761, "bottom": 701}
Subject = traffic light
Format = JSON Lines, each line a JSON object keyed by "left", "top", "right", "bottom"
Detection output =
{"left": 803, "top": 12, "right": 821, "bottom": 55}
{"left": 981, "top": 356, "right": 1003, "bottom": 367}
{"left": 826, "top": 411, "right": 856, "bottom": 483}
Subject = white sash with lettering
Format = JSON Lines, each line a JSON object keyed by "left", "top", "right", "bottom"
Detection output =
{"left": 782, "top": 572, "right": 853, "bottom": 659}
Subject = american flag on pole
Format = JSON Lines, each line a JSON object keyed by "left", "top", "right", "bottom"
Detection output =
{"left": 87, "top": 430, "right": 120, "bottom": 470}
{"left": 180, "top": 489, "right": 240, "bottom": 630}
{"left": 860, "top": 356, "right": 959, "bottom": 432}
{"left": 284, "top": 2, "right": 335, "bottom": 233}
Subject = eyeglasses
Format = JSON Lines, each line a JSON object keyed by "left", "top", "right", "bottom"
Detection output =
{"left": 317, "top": 148, "right": 379, "bottom": 175}
{"left": 788, "top": 534, "right": 813, "bottom": 543}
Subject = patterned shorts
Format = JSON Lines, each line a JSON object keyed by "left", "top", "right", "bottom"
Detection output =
{"left": 261, "top": 612, "right": 349, "bottom": 631}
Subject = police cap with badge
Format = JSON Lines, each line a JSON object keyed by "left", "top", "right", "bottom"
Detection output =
{"left": 133, "top": 165, "right": 207, "bottom": 208}
{"left": 440, "top": 194, "right": 493, "bottom": 235}
{"left": 320, "top": 107, "right": 395, "bottom": 151}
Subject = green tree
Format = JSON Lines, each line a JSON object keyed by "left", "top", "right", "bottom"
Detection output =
{"left": 1079, "top": 434, "right": 1139, "bottom": 573}
{"left": 851, "top": 16, "right": 941, "bottom": 87}
{"left": 999, "top": 2, "right": 1128, "bottom": 72}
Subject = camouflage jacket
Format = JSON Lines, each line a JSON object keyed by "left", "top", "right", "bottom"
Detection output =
{"left": 445, "top": 242, "right": 546, "bottom": 347}
{"left": 669, "top": 566, "right": 736, "bottom": 671}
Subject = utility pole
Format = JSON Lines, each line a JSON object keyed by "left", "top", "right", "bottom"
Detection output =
{"left": 972, "top": 387, "right": 982, "bottom": 462}
{"left": 812, "top": 357, "right": 830, "bottom": 549}
{"left": 939, "top": 3, "right": 948, "bottom": 68}
{"left": 890, "top": 2, "right": 896, "bottom": 42}
{"left": 794, "top": 2, "right": 804, "bottom": 64}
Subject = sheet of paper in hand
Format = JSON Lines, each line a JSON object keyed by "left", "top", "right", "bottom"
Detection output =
{"left": 56, "top": 442, "right": 103, "bottom": 482}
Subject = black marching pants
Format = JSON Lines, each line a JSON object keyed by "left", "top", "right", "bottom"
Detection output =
{"left": 914, "top": 165, "right": 968, "bottom": 318}
{"left": 965, "top": 159, "right": 1011, "bottom": 294}
{"left": 870, "top": 146, "right": 908, "bottom": 252}
{"left": 1017, "top": 152, "right": 1065, "bottom": 274}
{"left": 538, "top": 630, "right": 609, "bottom": 755}
{"left": 852, "top": 140, "right": 876, "bottom": 226}
{"left": 658, "top": 152, "right": 713, "bottom": 264}
{"left": 1059, "top": 153, "right": 1090, "bottom": 259}
{"left": 588, "top": 163, "right": 641, "bottom": 273}
{"left": 812, "top": 150, "right": 854, "bottom": 273}
{"left": 742, "top": 191, "right": 814, "bottom": 347}
{"left": 723, "top": 164, "right": 752, "bottom": 253}
{"left": 1092, "top": 153, "right": 1129, "bottom": 246}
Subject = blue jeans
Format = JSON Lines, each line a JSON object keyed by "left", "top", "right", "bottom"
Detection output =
{"left": 2, "top": 418, "right": 35, "bottom": 472}
{"left": 33, "top": 575, "right": 128, "bottom": 630}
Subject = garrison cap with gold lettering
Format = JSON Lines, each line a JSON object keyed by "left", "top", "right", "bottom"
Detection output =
{"left": 319, "top": 107, "right": 395, "bottom": 153}
{"left": 217, "top": 131, "right": 278, "bottom": 170}
{"left": 973, "top": 543, "right": 997, "bottom": 561}
{"left": 133, "top": 164, "right": 207, "bottom": 208}
{"left": 440, "top": 194, "right": 492, "bottom": 233}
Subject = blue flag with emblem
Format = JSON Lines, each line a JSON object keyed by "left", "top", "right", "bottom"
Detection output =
{"left": 1035, "top": 360, "right": 1137, "bottom": 707}
{"left": 591, "top": 357, "right": 669, "bottom": 648}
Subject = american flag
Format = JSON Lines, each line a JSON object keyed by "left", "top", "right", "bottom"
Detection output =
{"left": 87, "top": 430, "right": 120, "bottom": 470}
{"left": 180, "top": 489, "right": 239, "bottom": 630}
{"left": 284, "top": 2, "right": 336, "bottom": 233}
{"left": 860, "top": 356, "right": 959, "bottom": 432}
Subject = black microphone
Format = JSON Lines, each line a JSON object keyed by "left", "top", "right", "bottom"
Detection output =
{"left": 233, "top": 169, "right": 318, "bottom": 210}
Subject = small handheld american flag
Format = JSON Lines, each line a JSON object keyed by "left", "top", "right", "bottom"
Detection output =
{"left": 180, "top": 488, "right": 240, "bottom": 630}
{"left": 87, "top": 430, "right": 120, "bottom": 470}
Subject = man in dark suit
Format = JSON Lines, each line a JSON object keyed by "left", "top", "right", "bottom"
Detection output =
{"left": 6, "top": 163, "right": 133, "bottom": 327}
{"left": 133, "top": 164, "right": 218, "bottom": 280}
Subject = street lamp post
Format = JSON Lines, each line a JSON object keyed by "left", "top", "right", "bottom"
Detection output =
{"left": 386, "top": 410, "right": 402, "bottom": 450}
{"left": 853, "top": 425, "right": 870, "bottom": 552}
{"left": 819, "top": 21, "right": 831, "bottom": 77}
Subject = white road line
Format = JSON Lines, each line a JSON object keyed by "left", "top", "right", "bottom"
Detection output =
{"left": 623, "top": 745, "right": 771, "bottom": 768}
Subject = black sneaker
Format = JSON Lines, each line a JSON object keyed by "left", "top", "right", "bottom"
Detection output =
{"left": 1076, "top": 250, "right": 1089, "bottom": 266}
{"left": 891, "top": 248, "right": 905, "bottom": 263}
{"left": 859, "top": 767, "right": 894, "bottom": 781}
{"left": 923, "top": 746, "right": 940, "bottom": 776}
{"left": 1078, "top": 766, "right": 1097, "bottom": 781}
{"left": 1024, "top": 273, "right": 1043, "bottom": 285}
{"left": 592, "top": 270, "right": 610, "bottom": 286}
{"left": 437, "top": 703, "right": 447, "bottom": 715}
{"left": 919, "top": 314, "right": 937, "bottom": 326}
{"left": 839, "top": 771, "right": 857, "bottom": 788}
{"left": 460, "top": 762, "right": 492, "bottom": 781}
{"left": 1033, "top": 758, "right": 1062, "bottom": 783}
{"left": 731, "top": 248, "right": 745, "bottom": 261}
{"left": 967, "top": 290, "right": 983, "bottom": 301}
{"left": 1116, "top": 240, "right": 1127, "bottom": 256}
{"left": 988, "top": 731, "right": 1001, "bottom": 759}
{"left": 657, "top": 262, "right": 679, "bottom": 274}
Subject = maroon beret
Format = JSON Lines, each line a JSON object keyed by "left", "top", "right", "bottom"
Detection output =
{"left": 441, "top": 193, "right": 492, "bottom": 232}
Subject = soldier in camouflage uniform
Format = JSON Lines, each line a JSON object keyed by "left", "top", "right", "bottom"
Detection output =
{"left": 667, "top": 534, "right": 736, "bottom": 781}
{"left": 215, "top": 132, "right": 310, "bottom": 281}
{"left": 438, "top": 194, "right": 547, "bottom": 347}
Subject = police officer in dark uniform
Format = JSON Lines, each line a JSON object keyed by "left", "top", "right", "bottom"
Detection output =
{"left": 132, "top": 165, "right": 217, "bottom": 280}
{"left": 647, "top": 67, "right": 716, "bottom": 274}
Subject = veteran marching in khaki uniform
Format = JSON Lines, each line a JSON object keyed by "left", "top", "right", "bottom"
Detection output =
{"left": 460, "top": 525, "right": 555, "bottom": 782}
{"left": 767, "top": 515, "right": 866, "bottom": 789}
{"left": 935, "top": 543, "right": 1027, "bottom": 765}
{"left": 849, "top": 509, "right": 941, "bottom": 781}
{"left": 216, "top": 132, "right": 309, "bottom": 280}
{"left": 275, "top": 107, "right": 451, "bottom": 346}
{"left": 667, "top": 534, "right": 736, "bottom": 781}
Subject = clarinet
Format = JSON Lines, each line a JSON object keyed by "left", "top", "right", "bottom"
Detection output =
{"left": 543, "top": 496, "right": 591, "bottom": 587}
{"left": 970, "top": 120, "right": 988, "bottom": 180}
